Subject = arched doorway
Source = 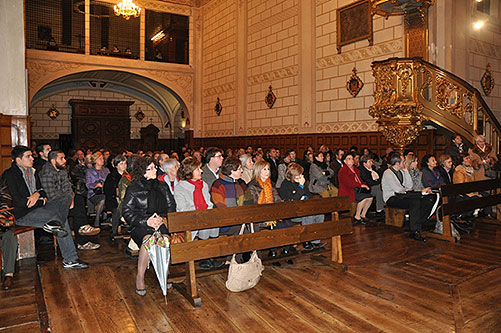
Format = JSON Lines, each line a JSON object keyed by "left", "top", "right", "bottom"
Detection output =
{"left": 30, "top": 70, "right": 189, "bottom": 153}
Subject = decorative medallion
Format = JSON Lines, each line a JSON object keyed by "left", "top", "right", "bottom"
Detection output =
{"left": 346, "top": 67, "right": 364, "bottom": 97}
{"left": 47, "top": 104, "right": 60, "bottom": 120}
{"left": 215, "top": 97, "right": 223, "bottom": 116}
{"left": 134, "top": 107, "right": 145, "bottom": 121}
{"left": 481, "top": 63, "right": 495, "bottom": 96}
{"left": 265, "top": 85, "right": 277, "bottom": 109}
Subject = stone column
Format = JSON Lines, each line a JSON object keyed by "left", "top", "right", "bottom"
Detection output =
{"left": 193, "top": 8, "right": 203, "bottom": 138}
{"left": 235, "top": 0, "right": 248, "bottom": 136}
{"left": 85, "top": 0, "right": 90, "bottom": 55}
{"left": 298, "top": 0, "right": 316, "bottom": 133}
{"left": 140, "top": 9, "right": 145, "bottom": 60}
{"left": 0, "top": 0, "right": 27, "bottom": 116}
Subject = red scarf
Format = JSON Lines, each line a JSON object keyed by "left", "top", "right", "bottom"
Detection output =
{"left": 187, "top": 179, "right": 208, "bottom": 210}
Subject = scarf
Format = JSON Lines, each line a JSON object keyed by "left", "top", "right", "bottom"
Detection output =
{"left": 187, "top": 179, "right": 208, "bottom": 210}
{"left": 462, "top": 164, "right": 474, "bottom": 177}
{"left": 257, "top": 177, "right": 274, "bottom": 204}
{"left": 313, "top": 158, "right": 327, "bottom": 170}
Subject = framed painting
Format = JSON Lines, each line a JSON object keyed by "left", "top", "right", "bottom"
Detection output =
{"left": 337, "top": 0, "right": 373, "bottom": 53}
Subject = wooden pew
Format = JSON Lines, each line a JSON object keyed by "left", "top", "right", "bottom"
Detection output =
{"left": 424, "top": 178, "right": 501, "bottom": 243}
{"left": 166, "top": 196, "right": 353, "bottom": 307}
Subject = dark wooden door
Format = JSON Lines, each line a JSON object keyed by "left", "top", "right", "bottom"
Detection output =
{"left": 70, "top": 99, "right": 133, "bottom": 153}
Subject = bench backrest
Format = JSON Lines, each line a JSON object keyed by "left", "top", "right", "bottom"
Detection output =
{"left": 167, "top": 196, "right": 351, "bottom": 233}
{"left": 440, "top": 178, "right": 501, "bottom": 216}
{"left": 167, "top": 196, "right": 353, "bottom": 264}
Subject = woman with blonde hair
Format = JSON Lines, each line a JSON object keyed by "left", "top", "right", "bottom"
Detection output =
{"left": 469, "top": 135, "right": 498, "bottom": 180}
{"left": 239, "top": 153, "right": 254, "bottom": 184}
{"left": 85, "top": 151, "right": 110, "bottom": 227}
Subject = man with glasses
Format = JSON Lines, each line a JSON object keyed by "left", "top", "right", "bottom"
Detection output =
{"left": 201, "top": 147, "right": 224, "bottom": 188}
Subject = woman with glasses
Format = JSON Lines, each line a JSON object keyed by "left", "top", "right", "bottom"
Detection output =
{"left": 175, "top": 156, "right": 223, "bottom": 270}
{"left": 122, "top": 157, "right": 176, "bottom": 296}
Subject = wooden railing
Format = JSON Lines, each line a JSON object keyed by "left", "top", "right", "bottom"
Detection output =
{"left": 370, "top": 57, "right": 501, "bottom": 152}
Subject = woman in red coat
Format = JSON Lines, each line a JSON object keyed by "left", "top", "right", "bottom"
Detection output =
{"left": 338, "top": 152, "right": 373, "bottom": 224}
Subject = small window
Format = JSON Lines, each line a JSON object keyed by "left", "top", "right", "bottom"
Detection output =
{"left": 476, "top": 0, "right": 490, "bottom": 15}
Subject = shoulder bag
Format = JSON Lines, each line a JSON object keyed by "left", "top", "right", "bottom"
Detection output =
{"left": 226, "top": 223, "right": 263, "bottom": 292}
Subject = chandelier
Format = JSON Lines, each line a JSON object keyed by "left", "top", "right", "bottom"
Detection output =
{"left": 114, "top": 0, "right": 141, "bottom": 20}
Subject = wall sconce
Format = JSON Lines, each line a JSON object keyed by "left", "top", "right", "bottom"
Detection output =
{"left": 47, "top": 104, "right": 60, "bottom": 120}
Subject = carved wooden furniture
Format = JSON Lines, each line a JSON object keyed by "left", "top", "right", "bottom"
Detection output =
{"left": 69, "top": 99, "right": 133, "bottom": 153}
{"left": 166, "top": 196, "right": 353, "bottom": 307}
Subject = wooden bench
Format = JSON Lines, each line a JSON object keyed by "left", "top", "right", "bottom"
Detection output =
{"left": 166, "top": 196, "right": 353, "bottom": 307}
{"left": 385, "top": 207, "right": 406, "bottom": 227}
{"left": 423, "top": 178, "right": 501, "bottom": 243}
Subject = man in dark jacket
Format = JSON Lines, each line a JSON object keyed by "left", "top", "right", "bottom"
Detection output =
{"left": 2, "top": 146, "right": 88, "bottom": 269}
{"left": 33, "top": 143, "right": 51, "bottom": 175}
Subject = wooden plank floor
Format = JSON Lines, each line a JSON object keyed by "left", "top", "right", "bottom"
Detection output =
{"left": 1, "top": 221, "right": 500, "bottom": 332}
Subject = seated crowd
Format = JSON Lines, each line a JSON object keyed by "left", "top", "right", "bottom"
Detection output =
{"left": 0, "top": 132, "right": 497, "bottom": 292}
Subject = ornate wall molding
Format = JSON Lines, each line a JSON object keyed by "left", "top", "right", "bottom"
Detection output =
{"left": 247, "top": 65, "right": 299, "bottom": 85}
{"left": 469, "top": 38, "right": 501, "bottom": 58}
{"left": 317, "top": 121, "right": 378, "bottom": 133}
{"left": 157, "top": 0, "right": 195, "bottom": 7}
{"left": 247, "top": 126, "right": 300, "bottom": 136}
{"left": 248, "top": 5, "right": 298, "bottom": 36}
{"left": 203, "top": 83, "right": 235, "bottom": 97}
{"left": 204, "top": 129, "right": 234, "bottom": 137}
{"left": 317, "top": 39, "right": 403, "bottom": 69}
{"left": 136, "top": 1, "right": 192, "bottom": 15}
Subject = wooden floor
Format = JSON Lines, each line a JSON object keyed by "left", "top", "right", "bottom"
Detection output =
{"left": 1, "top": 220, "right": 500, "bottom": 332}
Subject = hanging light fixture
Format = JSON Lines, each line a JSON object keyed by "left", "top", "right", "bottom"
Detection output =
{"left": 114, "top": 0, "right": 141, "bottom": 20}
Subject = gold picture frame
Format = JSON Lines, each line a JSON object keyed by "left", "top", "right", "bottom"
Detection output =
{"left": 337, "top": 0, "right": 373, "bottom": 54}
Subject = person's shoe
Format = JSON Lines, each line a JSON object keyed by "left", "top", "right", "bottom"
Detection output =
{"left": 353, "top": 217, "right": 362, "bottom": 224}
{"left": 77, "top": 242, "right": 101, "bottom": 250}
{"left": 302, "top": 242, "right": 314, "bottom": 251}
{"left": 78, "top": 224, "right": 100, "bottom": 236}
{"left": 209, "top": 258, "right": 225, "bottom": 269}
{"left": 199, "top": 259, "right": 212, "bottom": 270}
{"left": 282, "top": 248, "right": 290, "bottom": 256}
{"left": 136, "top": 289, "right": 146, "bottom": 296}
{"left": 43, "top": 221, "right": 68, "bottom": 237}
{"left": 409, "top": 231, "right": 427, "bottom": 243}
{"left": 268, "top": 250, "right": 277, "bottom": 258}
{"left": 2, "top": 276, "right": 12, "bottom": 290}
{"left": 62, "top": 259, "right": 89, "bottom": 269}
{"left": 271, "top": 262, "right": 281, "bottom": 267}
{"left": 314, "top": 242, "right": 327, "bottom": 249}
{"left": 285, "top": 259, "right": 294, "bottom": 265}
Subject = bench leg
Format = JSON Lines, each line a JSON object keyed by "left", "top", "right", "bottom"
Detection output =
{"left": 331, "top": 235, "right": 343, "bottom": 264}
{"left": 174, "top": 230, "right": 201, "bottom": 307}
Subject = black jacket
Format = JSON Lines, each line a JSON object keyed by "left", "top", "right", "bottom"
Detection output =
{"left": 122, "top": 178, "right": 176, "bottom": 234}
{"left": 2, "top": 163, "right": 47, "bottom": 220}
{"left": 279, "top": 179, "right": 313, "bottom": 201}
{"left": 359, "top": 165, "right": 381, "bottom": 187}
{"left": 104, "top": 168, "right": 122, "bottom": 210}
{"left": 437, "top": 166, "right": 453, "bottom": 185}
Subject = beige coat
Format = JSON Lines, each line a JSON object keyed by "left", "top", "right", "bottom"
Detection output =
{"left": 468, "top": 143, "right": 497, "bottom": 181}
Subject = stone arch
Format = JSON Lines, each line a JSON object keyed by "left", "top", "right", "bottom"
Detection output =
{"left": 26, "top": 60, "right": 193, "bottom": 119}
